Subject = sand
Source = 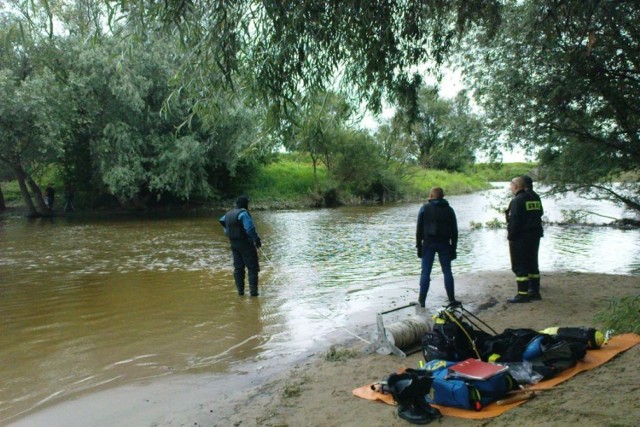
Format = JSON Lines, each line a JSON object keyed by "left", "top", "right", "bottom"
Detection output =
{"left": 10, "top": 271, "right": 640, "bottom": 427}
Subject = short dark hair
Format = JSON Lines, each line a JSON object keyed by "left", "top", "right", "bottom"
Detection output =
{"left": 235, "top": 195, "right": 250, "bottom": 209}
{"left": 522, "top": 175, "right": 533, "bottom": 189}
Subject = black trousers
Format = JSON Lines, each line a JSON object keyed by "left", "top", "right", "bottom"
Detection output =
{"left": 230, "top": 240, "right": 260, "bottom": 295}
{"left": 509, "top": 234, "right": 540, "bottom": 281}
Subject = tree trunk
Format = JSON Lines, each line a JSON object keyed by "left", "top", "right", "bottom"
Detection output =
{"left": 26, "top": 175, "right": 48, "bottom": 212}
{"left": 14, "top": 166, "right": 38, "bottom": 217}
{"left": 0, "top": 184, "right": 5, "bottom": 211}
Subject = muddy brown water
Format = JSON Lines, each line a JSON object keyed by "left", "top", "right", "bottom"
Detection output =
{"left": 1, "top": 184, "right": 638, "bottom": 424}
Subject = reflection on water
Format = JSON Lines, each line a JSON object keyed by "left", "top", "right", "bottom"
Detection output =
{"left": 1, "top": 184, "right": 639, "bottom": 422}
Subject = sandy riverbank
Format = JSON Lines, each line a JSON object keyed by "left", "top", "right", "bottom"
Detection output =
{"left": 10, "top": 271, "right": 640, "bottom": 427}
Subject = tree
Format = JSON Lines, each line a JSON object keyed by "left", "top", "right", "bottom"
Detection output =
{"left": 286, "top": 91, "right": 355, "bottom": 192}
{"left": 391, "top": 86, "right": 480, "bottom": 171}
{"left": 1, "top": 1, "right": 264, "bottom": 211}
{"left": 113, "top": 0, "right": 501, "bottom": 120}
{"left": 0, "top": 34, "right": 69, "bottom": 216}
{"left": 462, "top": 0, "right": 640, "bottom": 213}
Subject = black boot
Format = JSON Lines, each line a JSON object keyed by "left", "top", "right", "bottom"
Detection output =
{"left": 508, "top": 280, "right": 530, "bottom": 303}
{"left": 528, "top": 276, "right": 542, "bottom": 300}
{"left": 233, "top": 270, "right": 245, "bottom": 295}
{"left": 248, "top": 271, "right": 259, "bottom": 296}
{"left": 387, "top": 371, "right": 438, "bottom": 425}
{"left": 418, "top": 292, "right": 427, "bottom": 308}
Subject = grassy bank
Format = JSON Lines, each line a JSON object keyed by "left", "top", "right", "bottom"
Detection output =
{"left": 1, "top": 160, "right": 537, "bottom": 212}
{"left": 244, "top": 158, "right": 537, "bottom": 207}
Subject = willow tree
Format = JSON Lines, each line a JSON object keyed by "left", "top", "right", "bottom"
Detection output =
{"left": 111, "top": 1, "right": 501, "bottom": 121}
{"left": 462, "top": 0, "right": 640, "bottom": 214}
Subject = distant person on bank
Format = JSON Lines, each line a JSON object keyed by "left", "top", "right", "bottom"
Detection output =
{"left": 64, "top": 184, "right": 76, "bottom": 212}
{"left": 219, "top": 195, "right": 262, "bottom": 296}
{"left": 44, "top": 183, "right": 55, "bottom": 211}
{"left": 415, "top": 187, "right": 459, "bottom": 307}
{"left": 506, "top": 176, "right": 544, "bottom": 303}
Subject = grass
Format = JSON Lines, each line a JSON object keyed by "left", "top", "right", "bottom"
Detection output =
{"left": 402, "top": 165, "right": 490, "bottom": 199}
{"left": 245, "top": 158, "right": 329, "bottom": 203}
{"left": 594, "top": 296, "right": 640, "bottom": 335}
{"left": 1, "top": 180, "right": 22, "bottom": 204}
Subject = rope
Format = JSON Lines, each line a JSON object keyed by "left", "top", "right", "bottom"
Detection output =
{"left": 442, "top": 309, "right": 482, "bottom": 359}
{"left": 385, "top": 317, "right": 430, "bottom": 349}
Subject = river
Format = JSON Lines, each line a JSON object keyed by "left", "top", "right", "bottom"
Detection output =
{"left": 1, "top": 183, "right": 638, "bottom": 424}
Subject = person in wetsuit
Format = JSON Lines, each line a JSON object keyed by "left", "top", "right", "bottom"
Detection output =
{"left": 219, "top": 195, "right": 262, "bottom": 296}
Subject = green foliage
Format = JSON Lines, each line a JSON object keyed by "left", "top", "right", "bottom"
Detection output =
{"left": 462, "top": 0, "right": 640, "bottom": 213}
{"left": 391, "top": 86, "right": 481, "bottom": 172}
{"left": 560, "top": 210, "right": 589, "bottom": 225}
{"left": 404, "top": 166, "right": 488, "bottom": 199}
{"left": 116, "top": 1, "right": 501, "bottom": 119}
{"left": 244, "top": 158, "right": 327, "bottom": 202}
{"left": 471, "top": 163, "right": 538, "bottom": 182}
{"left": 0, "top": 180, "right": 21, "bottom": 204}
{"left": 594, "top": 296, "right": 640, "bottom": 335}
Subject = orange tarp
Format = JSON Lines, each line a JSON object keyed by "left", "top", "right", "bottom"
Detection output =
{"left": 352, "top": 333, "right": 640, "bottom": 419}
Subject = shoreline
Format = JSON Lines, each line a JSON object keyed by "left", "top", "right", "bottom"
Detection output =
{"left": 8, "top": 271, "right": 640, "bottom": 427}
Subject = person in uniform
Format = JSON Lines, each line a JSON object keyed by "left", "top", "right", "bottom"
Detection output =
{"left": 506, "top": 176, "right": 544, "bottom": 303}
{"left": 522, "top": 175, "right": 543, "bottom": 298}
{"left": 416, "top": 187, "right": 459, "bottom": 307}
{"left": 219, "top": 195, "right": 262, "bottom": 296}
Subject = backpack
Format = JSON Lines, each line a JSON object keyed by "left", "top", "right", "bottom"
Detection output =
{"left": 423, "top": 304, "right": 494, "bottom": 362}
{"left": 424, "top": 361, "right": 518, "bottom": 411}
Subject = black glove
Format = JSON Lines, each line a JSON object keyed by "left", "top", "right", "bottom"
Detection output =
{"left": 450, "top": 247, "right": 457, "bottom": 261}
{"left": 255, "top": 238, "right": 262, "bottom": 249}
{"left": 417, "top": 246, "right": 422, "bottom": 258}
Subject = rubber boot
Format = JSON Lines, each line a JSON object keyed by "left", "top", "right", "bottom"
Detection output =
{"left": 418, "top": 292, "right": 427, "bottom": 308}
{"left": 233, "top": 269, "right": 245, "bottom": 295}
{"left": 386, "top": 372, "right": 434, "bottom": 425}
{"left": 445, "top": 288, "right": 460, "bottom": 306}
{"left": 528, "top": 276, "right": 542, "bottom": 300}
{"left": 508, "top": 280, "right": 530, "bottom": 303}
{"left": 248, "top": 271, "right": 259, "bottom": 296}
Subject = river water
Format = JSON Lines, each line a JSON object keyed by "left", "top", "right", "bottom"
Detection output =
{"left": 1, "top": 183, "right": 639, "bottom": 424}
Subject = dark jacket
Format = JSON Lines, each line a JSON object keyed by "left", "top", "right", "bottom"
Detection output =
{"left": 416, "top": 199, "right": 458, "bottom": 249}
{"left": 507, "top": 189, "right": 543, "bottom": 240}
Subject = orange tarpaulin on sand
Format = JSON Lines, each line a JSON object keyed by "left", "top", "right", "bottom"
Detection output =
{"left": 353, "top": 333, "right": 640, "bottom": 420}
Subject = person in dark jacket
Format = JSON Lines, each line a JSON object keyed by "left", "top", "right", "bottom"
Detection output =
{"left": 506, "top": 176, "right": 544, "bottom": 303}
{"left": 522, "top": 175, "right": 543, "bottom": 298}
{"left": 416, "top": 187, "right": 459, "bottom": 307}
{"left": 219, "top": 195, "right": 262, "bottom": 296}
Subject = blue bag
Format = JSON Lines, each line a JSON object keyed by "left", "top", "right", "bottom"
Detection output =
{"left": 424, "top": 361, "right": 518, "bottom": 411}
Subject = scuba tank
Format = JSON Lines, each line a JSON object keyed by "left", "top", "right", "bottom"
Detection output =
{"left": 539, "top": 327, "right": 605, "bottom": 349}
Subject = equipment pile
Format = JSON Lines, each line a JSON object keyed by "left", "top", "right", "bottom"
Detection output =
{"left": 374, "top": 302, "right": 606, "bottom": 425}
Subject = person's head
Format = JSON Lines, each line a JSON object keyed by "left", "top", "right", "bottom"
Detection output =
{"left": 235, "top": 195, "right": 250, "bottom": 209}
{"left": 510, "top": 176, "right": 525, "bottom": 195}
{"left": 522, "top": 175, "right": 533, "bottom": 191}
{"left": 429, "top": 187, "right": 444, "bottom": 200}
